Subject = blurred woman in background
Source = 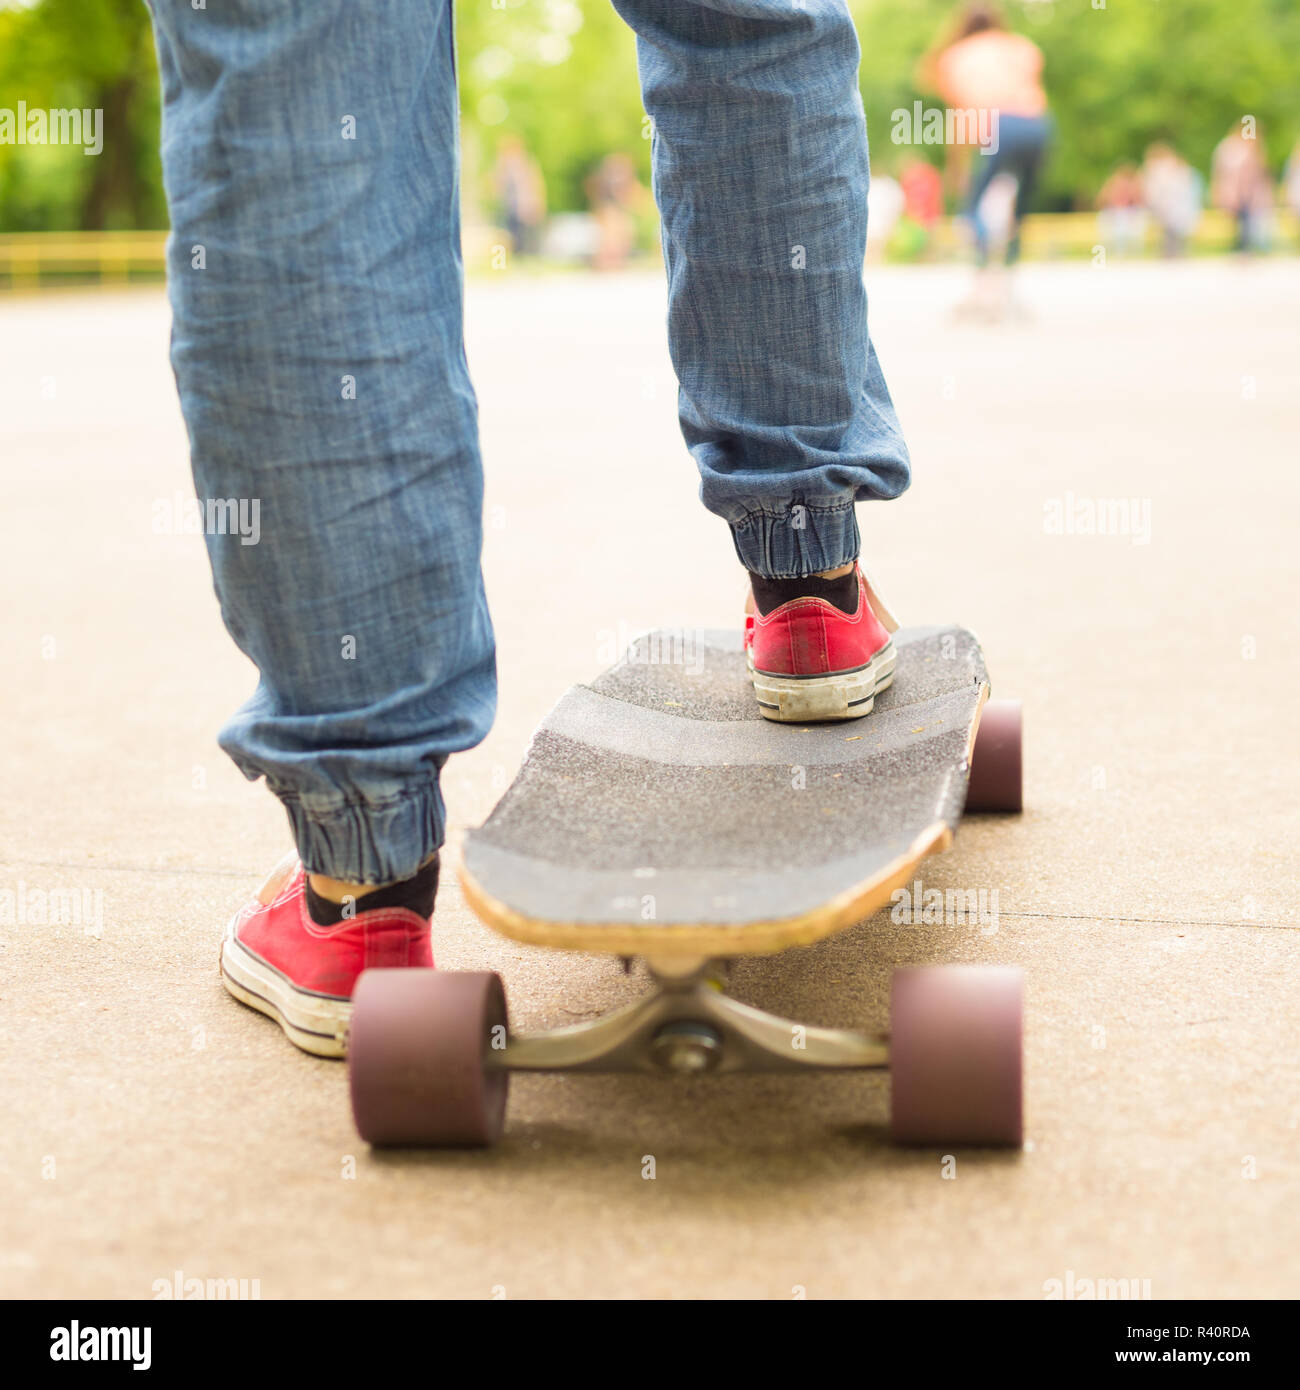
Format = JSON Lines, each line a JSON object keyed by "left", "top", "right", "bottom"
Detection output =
{"left": 924, "top": 2, "right": 1052, "bottom": 281}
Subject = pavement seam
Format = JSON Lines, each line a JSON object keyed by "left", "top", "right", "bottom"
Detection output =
{"left": 1, "top": 862, "right": 1292, "bottom": 932}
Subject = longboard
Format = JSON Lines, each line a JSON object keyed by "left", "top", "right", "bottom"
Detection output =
{"left": 459, "top": 625, "right": 991, "bottom": 957}
{"left": 349, "top": 624, "right": 1025, "bottom": 1149}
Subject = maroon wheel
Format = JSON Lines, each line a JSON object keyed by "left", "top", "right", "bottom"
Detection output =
{"left": 349, "top": 969, "right": 509, "bottom": 1147}
{"left": 890, "top": 966, "right": 1023, "bottom": 1146}
{"left": 965, "top": 698, "right": 1022, "bottom": 813}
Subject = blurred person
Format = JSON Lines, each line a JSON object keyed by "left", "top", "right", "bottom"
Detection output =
{"left": 585, "top": 151, "right": 650, "bottom": 270}
{"left": 491, "top": 134, "right": 547, "bottom": 259}
{"left": 1096, "top": 163, "right": 1147, "bottom": 257}
{"left": 1212, "top": 124, "right": 1273, "bottom": 253}
{"left": 924, "top": 3, "right": 1051, "bottom": 273}
{"left": 145, "top": 0, "right": 912, "bottom": 1053}
{"left": 1141, "top": 143, "right": 1202, "bottom": 258}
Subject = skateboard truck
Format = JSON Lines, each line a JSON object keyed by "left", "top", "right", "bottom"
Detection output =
{"left": 347, "top": 958, "right": 1023, "bottom": 1149}
{"left": 493, "top": 958, "right": 888, "bottom": 1076}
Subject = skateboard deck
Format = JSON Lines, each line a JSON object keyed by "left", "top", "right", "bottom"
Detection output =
{"left": 460, "top": 624, "right": 988, "bottom": 957}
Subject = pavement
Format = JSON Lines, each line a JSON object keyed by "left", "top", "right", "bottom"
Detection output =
{"left": 1, "top": 257, "right": 1297, "bottom": 1300}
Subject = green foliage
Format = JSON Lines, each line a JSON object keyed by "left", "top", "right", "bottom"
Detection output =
{"left": 456, "top": 0, "right": 648, "bottom": 215}
{"left": 0, "top": 0, "right": 162, "bottom": 230}
{"left": 0, "top": 0, "right": 1295, "bottom": 230}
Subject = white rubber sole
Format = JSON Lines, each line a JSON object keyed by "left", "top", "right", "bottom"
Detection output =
{"left": 220, "top": 916, "right": 350, "bottom": 1058}
{"left": 749, "top": 640, "right": 897, "bottom": 723}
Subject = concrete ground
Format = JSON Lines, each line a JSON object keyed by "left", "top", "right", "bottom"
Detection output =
{"left": 1, "top": 258, "right": 1297, "bottom": 1300}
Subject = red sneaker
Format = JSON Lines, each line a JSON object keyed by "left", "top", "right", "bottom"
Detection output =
{"left": 745, "top": 563, "right": 898, "bottom": 722}
{"left": 220, "top": 854, "right": 434, "bottom": 1057}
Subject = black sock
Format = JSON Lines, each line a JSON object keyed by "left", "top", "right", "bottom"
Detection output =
{"left": 748, "top": 567, "right": 859, "bottom": 617}
{"left": 304, "top": 854, "right": 440, "bottom": 926}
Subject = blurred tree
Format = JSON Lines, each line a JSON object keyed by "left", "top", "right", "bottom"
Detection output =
{"left": 0, "top": 0, "right": 162, "bottom": 230}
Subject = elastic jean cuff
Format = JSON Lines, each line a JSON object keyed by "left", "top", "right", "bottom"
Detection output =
{"left": 729, "top": 502, "right": 861, "bottom": 578}
{"left": 277, "top": 783, "right": 444, "bottom": 885}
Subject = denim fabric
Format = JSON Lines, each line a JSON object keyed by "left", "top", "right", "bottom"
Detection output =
{"left": 616, "top": 0, "right": 910, "bottom": 575}
{"left": 147, "top": 0, "right": 909, "bottom": 881}
{"left": 150, "top": 0, "right": 492, "bottom": 882}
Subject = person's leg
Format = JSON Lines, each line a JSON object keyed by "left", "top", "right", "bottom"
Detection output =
{"left": 965, "top": 150, "right": 1003, "bottom": 269}
{"left": 1004, "top": 121, "right": 1048, "bottom": 266}
{"left": 612, "top": 0, "right": 910, "bottom": 580}
{"left": 1234, "top": 204, "right": 1251, "bottom": 252}
{"left": 148, "top": 0, "right": 492, "bottom": 891}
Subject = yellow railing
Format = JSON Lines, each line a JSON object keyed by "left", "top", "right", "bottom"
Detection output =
{"left": 920, "top": 208, "right": 1297, "bottom": 258}
{"left": 0, "top": 230, "right": 170, "bottom": 290}
{"left": 1, "top": 211, "right": 1295, "bottom": 289}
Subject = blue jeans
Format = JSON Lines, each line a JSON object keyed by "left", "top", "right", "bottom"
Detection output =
{"left": 147, "top": 0, "right": 910, "bottom": 883}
